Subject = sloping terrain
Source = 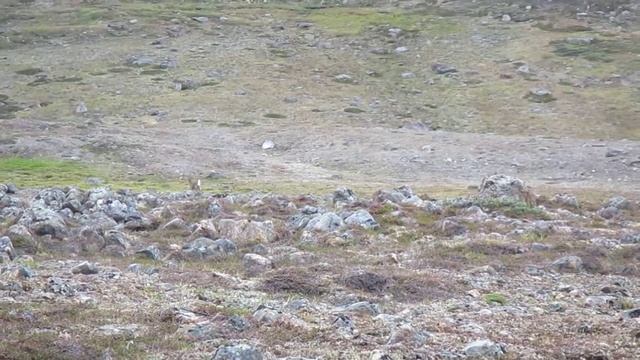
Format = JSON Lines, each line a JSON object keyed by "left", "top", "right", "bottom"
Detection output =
{"left": 1, "top": 177, "right": 640, "bottom": 359}
{"left": 1, "top": 1, "right": 640, "bottom": 359}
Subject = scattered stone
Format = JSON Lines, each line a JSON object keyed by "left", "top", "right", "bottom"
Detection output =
{"left": 19, "top": 206, "right": 67, "bottom": 239}
{"left": 17, "top": 265, "right": 35, "bottom": 278}
{"left": 437, "top": 219, "right": 467, "bottom": 236}
{"left": 553, "top": 193, "right": 579, "bottom": 208}
{"left": 6, "top": 224, "right": 35, "bottom": 252}
{"left": 47, "top": 277, "right": 76, "bottom": 296}
{"left": 551, "top": 255, "right": 583, "bottom": 272}
{"left": 431, "top": 63, "right": 457, "bottom": 74}
{"left": 136, "top": 245, "right": 160, "bottom": 260}
{"left": 72, "top": 262, "right": 99, "bottom": 275}
{"left": 598, "top": 206, "right": 619, "bottom": 219}
{"left": 212, "top": 344, "right": 263, "bottom": 360}
{"left": 242, "top": 253, "right": 273, "bottom": 276}
{"left": 566, "top": 36, "right": 595, "bottom": 45}
{"left": 334, "top": 74, "right": 356, "bottom": 84}
{"left": 387, "top": 324, "right": 429, "bottom": 347}
{"left": 478, "top": 174, "right": 534, "bottom": 203}
{"left": 345, "top": 210, "right": 378, "bottom": 230}
{"left": 623, "top": 308, "right": 640, "bottom": 320}
{"left": 605, "top": 148, "right": 625, "bottom": 158}
{"left": 464, "top": 339, "right": 505, "bottom": 358}
{"left": 75, "top": 102, "right": 88, "bottom": 114}
{"left": 162, "top": 217, "right": 187, "bottom": 231}
{"left": 604, "top": 196, "right": 631, "bottom": 210}
{"left": 296, "top": 22, "right": 313, "bottom": 29}
{"left": 192, "top": 16, "right": 209, "bottom": 23}
{"left": 96, "top": 324, "right": 140, "bottom": 337}
{"left": 182, "top": 237, "right": 237, "bottom": 259}
{"left": 0, "top": 236, "right": 15, "bottom": 260}
{"left": 339, "top": 301, "right": 380, "bottom": 316}
{"left": 525, "top": 88, "right": 556, "bottom": 103}
{"left": 333, "top": 187, "right": 357, "bottom": 205}
{"left": 305, "top": 212, "right": 344, "bottom": 232}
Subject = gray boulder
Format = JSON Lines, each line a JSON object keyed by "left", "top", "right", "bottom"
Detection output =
{"left": 604, "top": 196, "right": 631, "bottom": 210}
{"left": 72, "top": 261, "right": 99, "bottom": 275}
{"left": 478, "top": 174, "right": 532, "bottom": 203}
{"left": 597, "top": 206, "right": 619, "bottom": 219}
{"left": 432, "top": 63, "right": 457, "bottom": 74}
{"left": 375, "top": 186, "right": 423, "bottom": 206}
{"left": 345, "top": 210, "right": 378, "bottom": 229}
{"left": 77, "top": 227, "right": 106, "bottom": 252}
{"left": 305, "top": 212, "right": 344, "bottom": 232}
{"left": 78, "top": 212, "right": 118, "bottom": 231}
{"left": 63, "top": 188, "right": 85, "bottom": 213}
{"left": 0, "top": 236, "right": 15, "bottom": 261}
{"left": 35, "top": 188, "right": 67, "bottom": 210}
{"left": 136, "top": 245, "right": 161, "bottom": 260}
{"left": 20, "top": 206, "right": 67, "bottom": 239}
{"left": 242, "top": 253, "right": 273, "bottom": 276}
{"left": 103, "top": 199, "right": 140, "bottom": 222}
{"left": 333, "top": 187, "right": 357, "bottom": 205}
{"left": 551, "top": 255, "right": 583, "bottom": 273}
{"left": 182, "top": 237, "right": 237, "bottom": 259}
{"left": 5, "top": 224, "right": 35, "bottom": 251}
{"left": 525, "top": 87, "right": 555, "bottom": 103}
{"left": 464, "top": 339, "right": 505, "bottom": 358}
{"left": 104, "top": 230, "right": 130, "bottom": 249}
{"left": 552, "top": 193, "right": 579, "bottom": 209}
{"left": 212, "top": 344, "right": 263, "bottom": 360}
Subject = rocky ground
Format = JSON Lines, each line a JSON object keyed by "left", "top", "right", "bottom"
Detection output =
{"left": 1, "top": 175, "right": 640, "bottom": 359}
{"left": 1, "top": 0, "right": 640, "bottom": 359}
{"left": 0, "top": 0, "right": 639, "bottom": 190}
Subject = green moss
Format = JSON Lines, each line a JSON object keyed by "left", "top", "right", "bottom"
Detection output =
{"left": 485, "top": 292, "right": 507, "bottom": 305}
{"left": 551, "top": 38, "right": 640, "bottom": 63}
{"left": 475, "top": 198, "right": 549, "bottom": 220}
{"left": 0, "top": 157, "right": 100, "bottom": 187}
{"left": 309, "top": 8, "right": 463, "bottom": 36}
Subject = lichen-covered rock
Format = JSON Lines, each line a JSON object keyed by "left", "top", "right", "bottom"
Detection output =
{"left": 136, "top": 245, "right": 161, "bottom": 260}
{"left": 77, "top": 227, "right": 106, "bottom": 252}
{"left": 71, "top": 261, "right": 99, "bottom": 275}
{"left": 305, "top": 212, "right": 344, "bottom": 232}
{"left": 217, "top": 219, "right": 276, "bottom": 244}
{"left": 603, "top": 196, "right": 631, "bottom": 210}
{"left": 551, "top": 255, "right": 583, "bottom": 272}
{"left": 19, "top": 206, "right": 67, "bottom": 239}
{"left": 35, "top": 188, "right": 67, "bottom": 210}
{"left": 333, "top": 187, "right": 357, "bottom": 206}
{"left": 345, "top": 210, "right": 378, "bottom": 229}
{"left": 374, "top": 186, "right": 423, "bottom": 206}
{"left": 182, "top": 237, "right": 237, "bottom": 259}
{"left": 0, "top": 236, "right": 15, "bottom": 261}
{"left": 212, "top": 344, "right": 263, "bottom": 360}
{"left": 464, "top": 339, "right": 505, "bottom": 358}
{"left": 552, "top": 193, "right": 579, "bottom": 209}
{"left": 243, "top": 253, "right": 273, "bottom": 276}
{"left": 6, "top": 224, "right": 35, "bottom": 252}
{"left": 478, "top": 174, "right": 535, "bottom": 204}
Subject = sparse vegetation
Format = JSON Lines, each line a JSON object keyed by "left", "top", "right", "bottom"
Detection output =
{"left": 1, "top": 0, "right": 639, "bottom": 358}
{"left": 485, "top": 292, "right": 508, "bottom": 306}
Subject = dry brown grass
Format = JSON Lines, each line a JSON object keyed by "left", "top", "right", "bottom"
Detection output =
{"left": 260, "top": 268, "right": 330, "bottom": 296}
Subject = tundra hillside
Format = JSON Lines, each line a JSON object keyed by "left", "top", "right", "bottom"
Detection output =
{"left": 1, "top": 0, "right": 639, "bottom": 359}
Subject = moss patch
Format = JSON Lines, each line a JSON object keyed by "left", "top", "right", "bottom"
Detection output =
{"left": 309, "top": 8, "right": 462, "bottom": 36}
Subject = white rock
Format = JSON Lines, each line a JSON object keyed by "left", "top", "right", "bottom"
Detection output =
{"left": 261, "top": 140, "right": 275, "bottom": 150}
